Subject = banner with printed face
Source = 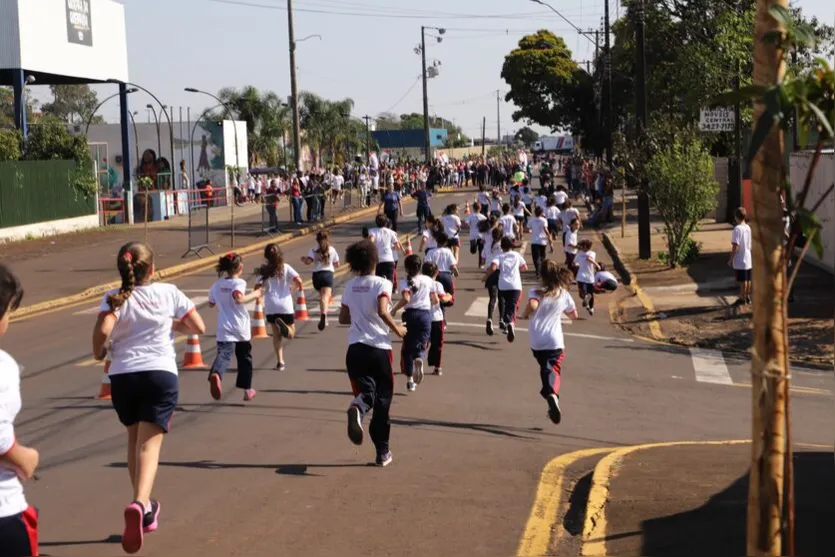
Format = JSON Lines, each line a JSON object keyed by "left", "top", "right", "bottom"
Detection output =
{"left": 66, "top": 0, "right": 93, "bottom": 46}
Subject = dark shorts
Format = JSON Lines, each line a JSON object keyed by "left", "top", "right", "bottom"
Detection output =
{"left": 267, "top": 313, "right": 295, "bottom": 326}
{"left": 469, "top": 238, "right": 484, "bottom": 255}
{"left": 376, "top": 261, "right": 396, "bottom": 282}
{"left": 735, "top": 269, "right": 752, "bottom": 282}
{"left": 547, "top": 219, "right": 560, "bottom": 235}
{"left": 515, "top": 216, "right": 525, "bottom": 224}
{"left": 110, "top": 370, "right": 179, "bottom": 433}
{"left": 0, "top": 505, "right": 38, "bottom": 557}
{"left": 312, "top": 270, "right": 334, "bottom": 291}
{"left": 448, "top": 237, "right": 461, "bottom": 248}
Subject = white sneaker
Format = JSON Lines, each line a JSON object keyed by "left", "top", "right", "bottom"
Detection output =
{"left": 407, "top": 381, "right": 417, "bottom": 392}
{"left": 413, "top": 359, "right": 425, "bottom": 385}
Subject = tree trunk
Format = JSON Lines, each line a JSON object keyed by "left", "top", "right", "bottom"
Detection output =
{"left": 747, "top": 1, "right": 790, "bottom": 555}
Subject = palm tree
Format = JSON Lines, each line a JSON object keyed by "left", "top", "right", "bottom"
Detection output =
{"left": 300, "top": 92, "right": 360, "bottom": 167}
{"left": 215, "top": 86, "right": 290, "bottom": 167}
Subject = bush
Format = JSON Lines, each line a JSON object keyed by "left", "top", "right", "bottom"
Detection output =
{"left": 22, "top": 120, "right": 97, "bottom": 197}
{"left": 645, "top": 129, "right": 718, "bottom": 268}
{"left": 0, "top": 129, "right": 22, "bottom": 162}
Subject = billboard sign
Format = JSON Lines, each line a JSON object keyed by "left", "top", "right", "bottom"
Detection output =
{"left": 699, "top": 108, "right": 734, "bottom": 132}
{"left": 66, "top": 0, "right": 93, "bottom": 46}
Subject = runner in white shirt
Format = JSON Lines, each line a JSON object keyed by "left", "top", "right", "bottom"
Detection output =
{"left": 422, "top": 260, "right": 452, "bottom": 377}
{"left": 92, "top": 242, "right": 206, "bottom": 554}
{"left": 489, "top": 191, "right": 503, "bottom": 216}
{"left": 392, "top": 255, "right": 438, "bottom": 392}
{"left": 208, "top": 253, "right": 263, "bottom": 401}
{"left": 560, "top": 200, "right": 581, "bottom": 240}
{"left": 419, "top": 215, "right": 439, "bottom": 255}
{"left": 520, "top": 261, "right": 578, "bottom": 425}
{"left": 301, "top": 230, "right": 340, "bottom": 331}
{"left": 528, "top": 206, "right": 554, "bottom": 278}
{"left": 729, "top": 207, "right": 753, "bottom": 305}
{"left": 574, "top": 239, "right": 601, "bottom": 316}
{"left": 255, "top": 244, "right": 304, "bottom": 370}
{"left": 498, "top": 204, "right": 518, "bottom": 240}
{"left": 594, "top": 263, "right": 619, "bottom": 293}
{"left": 0, "top": 265, "right": 41, "bottom": 557}
{"left": 368, "top": 215, "right": 404, "bottom": 283}
{"left": 554, "top": 187, "right": 569, "bottom": 210}
{"left": 485, "top": 237, "right": 528, "bottom": 343}
{"left": 564, "top": 218, "right": 580, "bottom": 270}
{"left": 426, "top": 233, "right": 459, "bottom": 315}
{"left": 476, "top": 188, "right": 490, "bottom": 217}
{"left": 340, "top": 240, "right": 406, "bottom": 467}
{"left": 439, "top": 205, "right": 463, "bottom": 261}
{"left": 513, "top": 198, "right": 531, "bottom": 240}
{"left": 546, "top": 198, "right": 561, "bottom": 240}
{"left": 465, "top": 203, "right": 488, "bottom": 267}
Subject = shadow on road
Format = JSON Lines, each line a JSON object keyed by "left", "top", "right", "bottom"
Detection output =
{"left": 638, "top": 452, "right": 834, "bottom": 556}
{"left": 41, "top": 534, "right": 121, "bottom": 550}
{"left": 107, "top": 460, "right": 369, "bottom": 477}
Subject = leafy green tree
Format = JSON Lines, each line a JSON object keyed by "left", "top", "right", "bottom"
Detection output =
{"left": 22, "top": 117, "right": 96, "bottom": 196}
{"left": 514, "top": 126, "right": 539, "bottom": 146}
{"left": 41, "top": 84, "right": 101, "bottom": 124}
{"left": 0, "top": 128, "right": 22, "bottom": 161}
{"left": 1, "top": 86, "right": 38, "bottom": 127}
{"left": 644, "top": 127, "right": 718, "bottom": 267}
{"left": 215, "top": 85, "right": 290, "bottom": 167}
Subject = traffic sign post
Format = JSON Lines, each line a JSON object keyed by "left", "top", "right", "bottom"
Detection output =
{"left": 699, "top": 108, "right": 735, "bottom": 132}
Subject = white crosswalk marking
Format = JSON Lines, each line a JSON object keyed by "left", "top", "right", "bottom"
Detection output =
{"left": 464, "top": 296, "right": 571, "bottom": 324}
{"left": 689, "top": 348, "right": 733, "bottom": 385}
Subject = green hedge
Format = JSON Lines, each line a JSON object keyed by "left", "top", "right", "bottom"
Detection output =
{"left": 0, "top": 160, "right": 96, "bottom": 229}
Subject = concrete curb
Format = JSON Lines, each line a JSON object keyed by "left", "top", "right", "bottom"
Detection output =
{"left": 10, "top": 203, "right": 382, "bottom": 319}
{"left": 600, "top": 232, "right": 632, "bottom": 286}
{"left": 580, "top": 440, "right": 750, "bottom": 557}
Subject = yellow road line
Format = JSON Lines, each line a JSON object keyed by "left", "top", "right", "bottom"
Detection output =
{"left": 631, "top": 276, "right": 663, "bottom": 341}
{"left": 580, "top": 440, "right": 750, "bottom": 556}
{"left": 517, "top": 447, "right": 614, "bottom": 557}
{"left": 731, "top": 382, "right": 832, "bottom": 397}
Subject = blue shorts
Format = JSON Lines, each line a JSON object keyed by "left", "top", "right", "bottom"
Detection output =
{"left": 110, "top": 370, "right": 179, "bottom": 433}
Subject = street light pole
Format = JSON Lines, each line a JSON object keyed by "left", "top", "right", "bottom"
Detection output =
{"left": 604, "top": 0, "right": 613, "bottom": 167}
{"left": 421, "top": 26, "right": 430, "bottom": 164}
{"left": 635, "top": 0, "right": 651, "bottom": 260}
{"left": 85, "top": 89, "right": 138, "bottom": 136}
{"left": 288, "top": 0, "right": 303, "bottom": 172}
{"left": 147, "top": 104, "right": 162, "bottom": 157}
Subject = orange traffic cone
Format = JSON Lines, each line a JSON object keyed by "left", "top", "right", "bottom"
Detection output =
{"left": 251, "top": 298, "right": 268, "bottom": 339}
{"left": 94, "top": 353, "right": 112, "bottom": 400}
{"left": 295, "top": 290, "right": 310, "bottom": 321}
{"left": 404, "top": 235, "right": 413, "bottom": 256}
{"left": 182, "top": 335, "right": 207, "bottom": 369}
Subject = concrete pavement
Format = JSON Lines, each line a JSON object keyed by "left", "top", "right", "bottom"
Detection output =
{"left": 4, "top": 189, "right": 833, "bottom": 556}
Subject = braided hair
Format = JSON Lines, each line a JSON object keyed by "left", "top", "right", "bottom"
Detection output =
{"left": 404, "top": 254, "right": 422, "bottom": 294}
{"left": 107, "top": 242, "right": 153, "bottom": 310}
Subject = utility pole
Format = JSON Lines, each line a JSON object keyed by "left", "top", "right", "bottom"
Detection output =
{"left": 481, "top": 116, "right": 486, "bottom": 157}
{"left": 729, "top": 58, "right": 742, "bottom": 222}
{"left": 604, "top": 0, "right": 613, "bottom": 167}
{"left": 635, "top": 0, "right": 651, "bottom": 259}
{"left": 496, "top": 90, "right": 501, "bottom": 145}
{"left": 595, "top": 29, "right": 600, "bottom": 63}
{"left": 421, "top": 26, "right": 431, "bottom": 164}
{"left": 362, "top": 115, "right": 372, "bottom": 167}
{"left": 288, "top": 0, "right": 302, "bottom": 172}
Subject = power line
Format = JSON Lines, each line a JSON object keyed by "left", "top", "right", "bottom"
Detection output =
{"left": 381, "top": 75, "right": 422, "bottom": 114}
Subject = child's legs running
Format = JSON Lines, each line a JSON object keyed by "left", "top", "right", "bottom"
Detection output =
{"left": 534, "top": 349, "right": 565, "bottom": 398}
{"left": 133, "top": 422, "right": 165, "bottom": 509}
{"left": 369, "top": 350, "right": 394, "bottom": 455}
{"left": 487, "top": 285, "right": 498, "bottom": 321}
{"left": 346, "top": 344, "right": 377, "bottom": 415}
{"left": 319, "top": 286, "right": 332, "bottom": 314}
{"left": 500, "top": 289, "right": 521, "bottom": 324}
{"left": 428, "top": 320, "right": 444, "bottom": 368}
{"left": 210, "top": 342, "right": 235, "bottom": 378}
{"left": 270, "top": 324, "right": 284, "bottom": 364}
{"left": 234, "top": 341, "right": 254, "bottom": 389}
{"left": 0, "top": 506, "right": 39, "bottom": 557}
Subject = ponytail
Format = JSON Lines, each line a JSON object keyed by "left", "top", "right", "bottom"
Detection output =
{"left": 257, "top": 243, "right": 285, "bottom": 282}
{"left": 404, "top": 254, "right": 422, "bottom": 294}
{"left": 315, "top": 230, "right": 331, "bottom": 264}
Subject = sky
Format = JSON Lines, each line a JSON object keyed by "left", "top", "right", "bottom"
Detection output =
{"left": 32, "top": 0, "right": 835, "bottom": 139}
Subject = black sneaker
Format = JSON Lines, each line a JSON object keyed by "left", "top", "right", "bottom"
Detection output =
{"left": 318, "top": 314, "right": 326, "bottom": 331}
{"left": 499, "top": 321, "right": 507, "bottom": 332}
{"left": 546, "top": 394, "right": 562, "bottom": 425}
{"left": 507, "top": 322, "right": 516, "bottom": 343}
{"left": 143, "top": 499, "right": 160, "bottom": 533}
{"left": 375, "top": 451, "right": 393, "bottom": 467}
{"left": 347, "top": 406, "right": 363, "bottom": 445}
{"left": 486, "top": 320, "right": 494, "bottom": 336}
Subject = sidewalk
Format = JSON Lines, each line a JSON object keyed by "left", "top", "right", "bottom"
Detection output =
{"left": 600, "top": 191, "right": 834, "bottom": 367}
{"left": 599, "top": 443, "right": 834, "bottom": 556}
{"left": 0, "top": 195, "right": 362, "bottom": 308}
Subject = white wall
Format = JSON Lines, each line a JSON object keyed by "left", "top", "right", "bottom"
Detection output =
{"left": 0, "top": 214, "right": 98, "bottom": 244}
{"left": 790, "top": 151, "right": 834, "bottom": 272}
{"left": 2, "top": 0, "right": 128, "bottom": 83}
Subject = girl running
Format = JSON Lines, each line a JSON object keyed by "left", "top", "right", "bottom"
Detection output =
{"left": 564, "top": 218, "right": 580, "bottom": 270}
{"left": 419, "top": 215, "right": 439, "bottom": 255}
{"left": 422, "top": 261, "right": 452, "bottom": 377}
{"left": 368, "top": 215, "right": 403, "bottom": 283}
{"left": 483, "top": 227, "right": 504, "bottom": 336}
{"left": 513, "top": 196, "right": 531, "bottom": 240}
{"left": 529, "top": 206, "right": 554, "bottom": 278}
{"left": 498, "top": 203, "right": 518, "bottom": 241}
{"left": 425, "top": 232, "right": 459, "bottom": 311}
{"left": 476, "top": 187, "right": 490, "bottom": 217}
{"left": 340, "top": 240, "right": 406, "bottom": 466}
{"left": 207, "top": 253, "right": 263, "bottom": 401}
{"left": 489, "top": 190, "right": 503, "bottom": 217}
{"left": 392, "top": 255, "right": 437, "bottom": 392}
{"left": 301, "top": 230, "right": 340, "bottom": 331}
{"left": 255, "top": 244, "right": 304, "bottom": 370}
{"left": 520, "top": 261, "right": 578, "bottom": 424}
{"left": 0, "top": 265, "right": 40, "bottom": 557}
{"left": 92, "top": 242, "right": 206, "bottom": 554}
{"left": 575, "top": 239, "right": 601, "bottom": 316}
{"left": 561, "top": 200, "right": 581, "bottom": 243}
{"left": 466, "top": 202, "right": 487, "bottom": 268}
{"left": 439, "top": 204, "right": 463, "bottom": 262}
{"left": 546, "top": 197, "right": 561, "bottom": 240}
{"left": 484, "top": 237, "right": 528, "bottom": 342}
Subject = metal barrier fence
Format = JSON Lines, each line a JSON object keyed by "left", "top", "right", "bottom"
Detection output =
{"left": 0, "top": 160, "right": 96, "bottom": 228}
{"left": 98, "top": 197, "right": 126, "bottom": 226}
{"left": 182, "top": 186, "right": 228, "bottom": 258}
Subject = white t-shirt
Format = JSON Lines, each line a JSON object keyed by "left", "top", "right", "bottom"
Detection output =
{"left": 499, "top": 214, "right": 517, "bottom": 239}
{"left": 332, "top": 175, "right": 344, "bottom": 191}
{"left": 562, "top": 207, "right": 581, "bottom": 233}
{"left": 342, "top": 275, "right": 393, "bottom": 350}
{"left": 483, "top": 235, "right": 502, "bottom": 261}
{"left": 369, "top": 227, "right": 398, "bottom": 263}
{"left": 731, "top": 223, "right": 752, "bottom": 270}
{"left": 477, "top": 191, "right": 490, "bottom": 206}
{"left": 489, "top": 197, "right": 503, "bottom": 212}
{"left": 307, "top": 246, "right": 340, "bottom": 273}
{"left": 535, "top": 195, "right": 548, "bottom": 211}
{"left": 564, "top": 230, "right": 579, "bottom": 255}
{"left": 257, "top": 264, "right": 301, "bottom": 315}
{"left": 546, "top": 206, "right": 560, "bottom": 220}
{"left": 0, "top": 350, "right": 27, "bottom": 518}
{"left": 596, "top": 270, "right": 618, "bottom": 285}
{"left": 492, "top": 251, "right": 528, "bottom": 291}
{"left": 513, "top": 200, "right": 526, "bottom": 217}
{"left": 398, "top": 274, "right": 435, "bottom": 311}
{"left": 466, "top": 213, "right": 487, "bottom": 241}
{"left": 430, "top": 281, "right": 446, "bottom": 322}
{"left": 575, "top": 250, "right": 598, "bottom": 284}
{"left": 527, "top": 288, "right": 576, "bottom": 351}
{"left": 422, "top": 228, "right": 438, "bottom": 251}
{"left": 529, "top": 217, "right": 550, "bottom": 246}
{"left": 521, "top": 189, "right": 533, "bottom": 205}
{"left": 209, "top": 277, "right": 252, "bottom": 342}
{"left": 440, "top": 214, "right": 462, "bottom": 239}
{"left": 98, "top": 283, "right": 195, "bottom": 376}
{"left": 426, "top": 247, "right": 457, "bottom": 273}
{"left": 554, "top": 190, "right": 568, "bottom": 205}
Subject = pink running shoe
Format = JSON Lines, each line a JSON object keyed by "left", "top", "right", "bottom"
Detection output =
{"left": 122, "top": 501, "right": 144, "bottom": 554}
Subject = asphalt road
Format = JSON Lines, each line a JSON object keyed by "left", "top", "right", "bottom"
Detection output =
{"left": 6, "top": 189, "right": 833, "bottom": 556}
